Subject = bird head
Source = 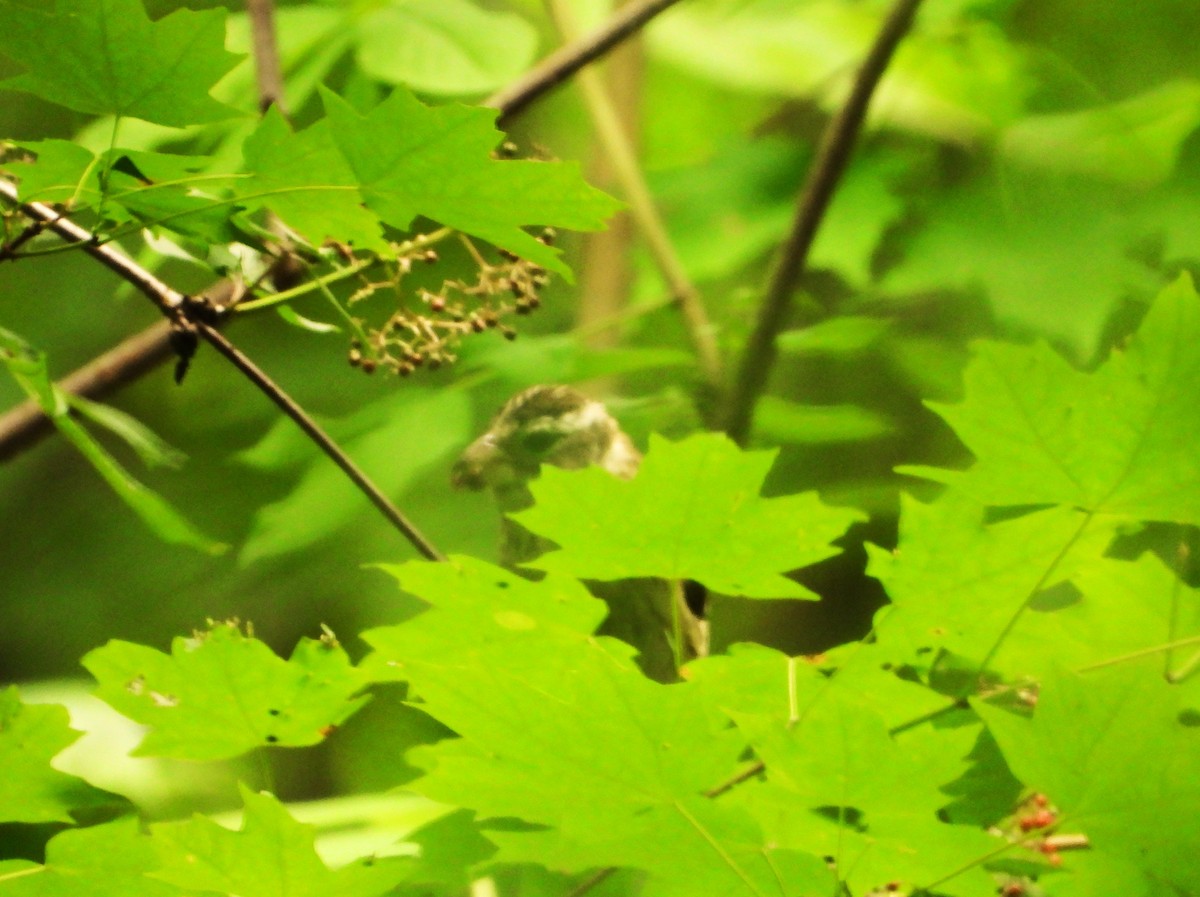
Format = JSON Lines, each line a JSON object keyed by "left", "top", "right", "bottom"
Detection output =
{"left": 451, "top": 385, "right": 640, "bottom": 493}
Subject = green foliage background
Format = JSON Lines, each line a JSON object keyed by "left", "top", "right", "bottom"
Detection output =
{"left": 1, "top": 1, "right": 1198, "bottom": 895}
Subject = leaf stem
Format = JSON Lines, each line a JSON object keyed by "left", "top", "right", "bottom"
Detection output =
{"left": 721, "top": 0, "right": 927, "bottom": 444}
{"left": 547, "top": 0, "right": 723, "bottom": 393}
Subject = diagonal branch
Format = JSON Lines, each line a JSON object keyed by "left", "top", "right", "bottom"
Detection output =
{"left": 0, "top": 180, "right": 444, "bottom": 561}
{"left": 487, "top": 0, "right": 686, "bottom": 126}
{"left": 0, "top": 0, "right": 686, "bottom": 462}
{"left": 721, "top": 0, "right": 926, "bottom": 445}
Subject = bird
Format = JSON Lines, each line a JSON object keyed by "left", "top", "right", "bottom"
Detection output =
{"left": 452, "top": 384, "right": 707, "bottom": 681}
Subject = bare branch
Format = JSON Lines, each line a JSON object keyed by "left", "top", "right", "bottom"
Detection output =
{"left": 486, "top": 0, "right": 686, "bottom": 123}
{"left": 247, "top": 0, "right": 287, "bottom": 116}
{"left": 721, "top": 0, "right": 926, "bottom": 445}
{"left": 195, "top": 321, "right": 445, "bottom": 561}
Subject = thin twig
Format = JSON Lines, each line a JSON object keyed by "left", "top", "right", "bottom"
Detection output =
{"left": 721, "top": 0, "right": 926, "bottom": 444}
{"left": 247, "top": 0, "right": 287, "bottom": 116}
{"left": 547, "top": 0, "right": 723, "bottom": 393}
{"left": 0, "top": 180, "right": 444, "bottom": 561}
{"left": 195, "top": 322, "right": 445, "bottom": 561}
{"left": 486, "top": 0, "right": 686, "bottom": 124}
{"left": 0, "top": 181, "right": 187, "bottom": 312}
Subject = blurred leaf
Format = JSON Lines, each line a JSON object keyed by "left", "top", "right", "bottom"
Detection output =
{"left": 0, "top": 0, "right": 242, "bottom": 126}
{"left": 356, "top": 0, "right": 538, "bottom": 96}
{"left": 977, "top": 666, "right": 1200, "bottom": 895}
{"left": 239, "top": 389, "right": 471, "bottom": 563}
{"left": 275, "top": 305, "right": 342, "bottom": 334}
{"left": 68, "top": 396, "right": 186, "bottom": 470}
{"left": 753, "top": 395, "right": 893, "bottom": 444}
{"left": 904, "top": 275, "right": 1200, "bottom": 523}
{"left": 152, "top": 787, "right": 411, "bottom": 897}
{"left": 777, "top": 316, "right": 892, "bottom": 356}
{"left": 0, "top": 687, "right": 114, "bottom": 824}
{"left": 6, "top": 139, "right": 94, "bottom": 204}
{"left": 0, "top": 327, "right": 225, "bottom": 554}
{"left": 1001, "top": 80, "right": 1200, "bottom": 186}
{"left": 0, "top": 817, "right": 182, "bottom": 897}
{"left": 883, "top": 174, "right": 1157, "bottom": 360}
{"left": 463, "top": 333, "right": 693, "bottom": 385}
{"left": 648, "top": 2, "right": 1029, "bottom": 140}
{"left": 517, "top": 432, "right": 866, "bottom": 598}
{"left": 83, "top": 623, "right": 369, "bottom": 761}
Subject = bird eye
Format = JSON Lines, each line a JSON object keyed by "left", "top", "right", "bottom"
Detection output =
{"left": 521, "top": 429, "right": 562, "bottom": 455}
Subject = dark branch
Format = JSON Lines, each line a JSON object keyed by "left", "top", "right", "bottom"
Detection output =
{"left": 721, "top": 0, "right": 926, "bottom": 445}
{"left": 0, "top": 180, "right": 444, "bottom": 561}
{"left": 486, "top": 0, "right": 685, "bottom": 124}
{"left": 195, "top": 322, "right": 445, "bottom": 562}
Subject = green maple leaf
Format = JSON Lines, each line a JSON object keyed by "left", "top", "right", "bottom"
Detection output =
{"left": 904, "top": 274, "right": 1200, "bottom": 523}
{"left": 0, "top": 0, "right": 242, "bottom": 126}
{"left": 0, "top": 817, "right": 183, "bottom": 897}
{"left": 151, "top": 787, "right": 410, "bottom": 897}
{"left": 240, "top": 110, "right": 386, "bottom": 252}
{"left": 321, "top": 87, "right": 621, "bottom": 277}
{"left": 1005, "top": 552, "right": 1200, "bottom": 678}
{"left": 83, "top": 623, "right": 369, "bottom": 761}
{"left": 516, "top": 432, "right": 866, "bottom": 598}
{"left": 0, "top": 687, "right": 115, "bottom": 824}
{"left": 977, "top": 665, "right": 1200, "bottom": 896}
{"left": 867, "top": 492, "right": 1118, "bottom": 671}
{"left": 361, "top": 559, "right": 834, "bottom": 896}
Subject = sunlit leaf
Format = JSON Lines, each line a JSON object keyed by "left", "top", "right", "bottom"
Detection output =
{"left": 517, "top": 432, "right": 866, "bottom": 598}
{"left": 0, "top": 687, "right": 115, "bottom": 824}
{"left": 83, "top": 623, "right": 368, "bottom": 761}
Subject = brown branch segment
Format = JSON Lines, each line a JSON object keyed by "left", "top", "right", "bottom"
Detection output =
{"left": 721, "top": 0, "right": 926, "bottom": 445}
{"left": 486, "top": 0, "right": 686, "bottom": 125}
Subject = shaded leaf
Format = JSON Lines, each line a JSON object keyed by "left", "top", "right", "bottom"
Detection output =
{"left": 977, "top": 666, "right": 1200, "bottom": 896}
{"left": 239, "top": 389, "right": 471, "bottom": 563}
{"left": 0, "top": 327, "right": 225, "bottom": 554}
